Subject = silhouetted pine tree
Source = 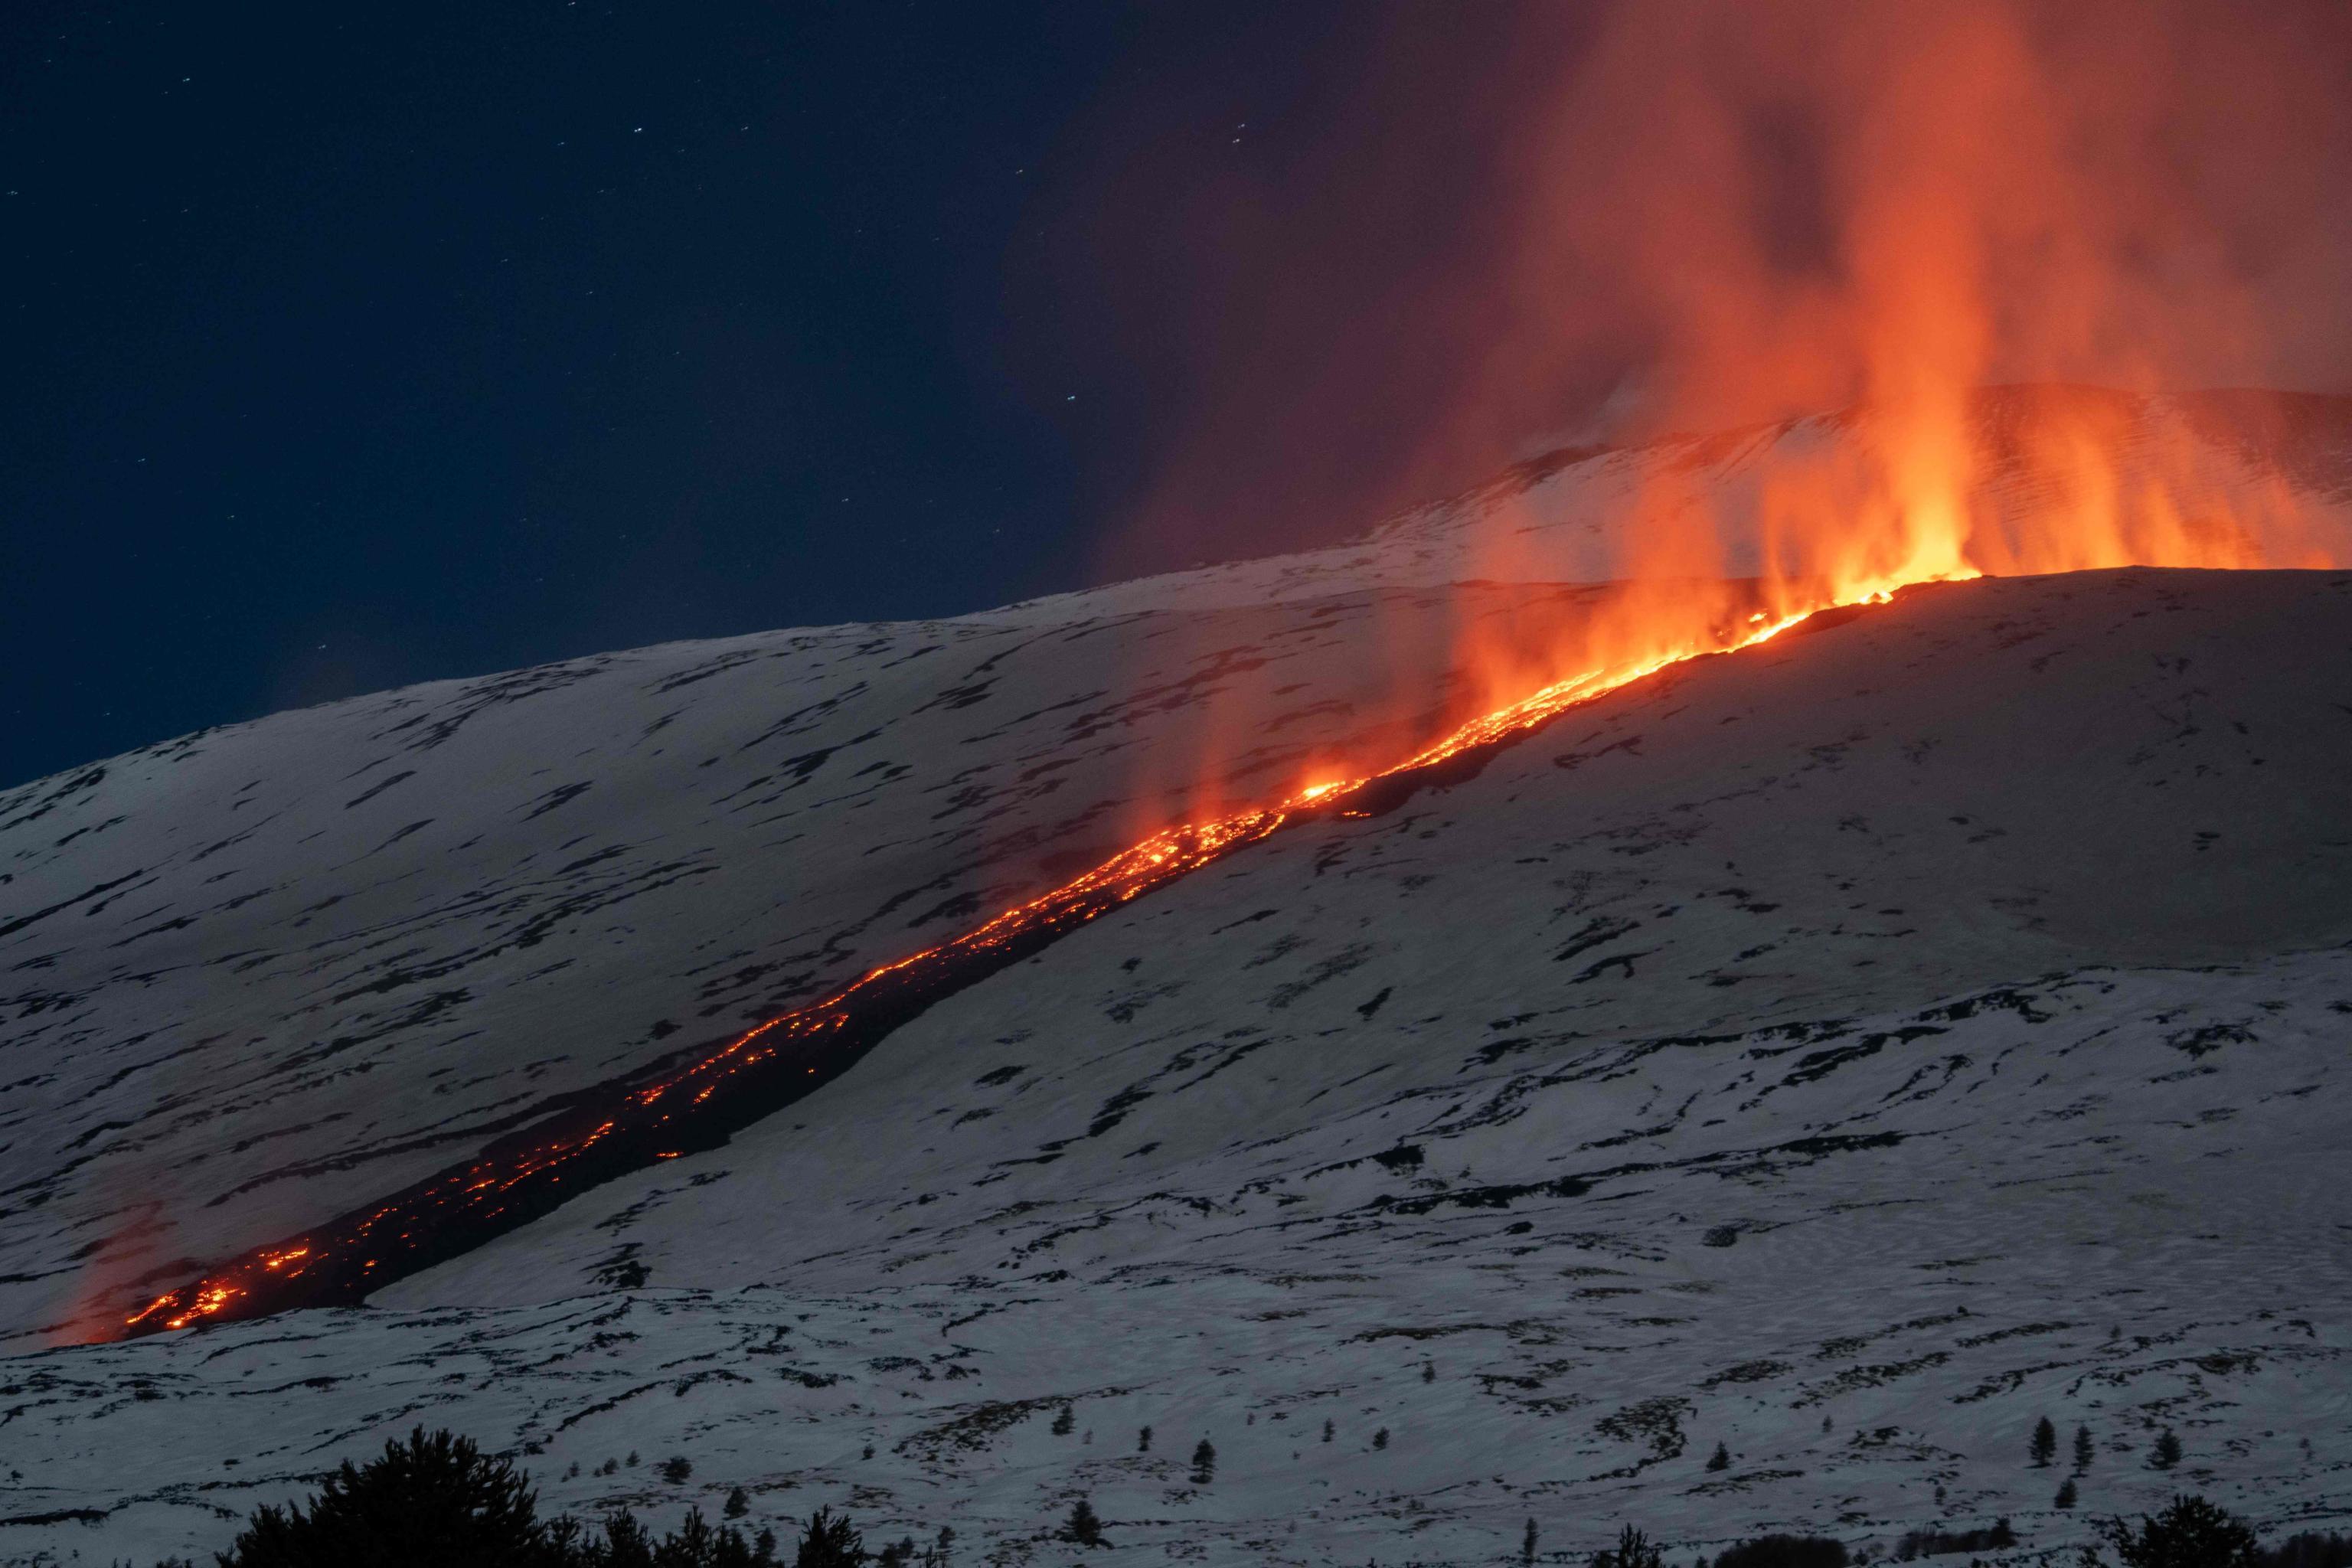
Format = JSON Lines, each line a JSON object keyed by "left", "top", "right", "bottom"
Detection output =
{"left": 1050, "top": 1404, "right": 1073, "bottom": 1436}
{"left": 649, "top": 1512, "right": 723, "bottom": 1567}
{"left": 2152, "top": 1429, "right": 2183, "bottom": 1470}
{"left": 1190, "top": 1438, "right": 1217, "bottom": 1485}
{"left": 2092, "top": 1494, "right": 2257, "bottom": 1567}
{"left": 1592, "top": 1524, "right": 1666, "bottom": 1568}
{"left": 2031, "top": 1416, "right": 2058, "bottom": 1468}
{"left": 211, "top": 1429, "right": 783, "bottom": 1568}
{"left": 1137, "top": 1425, "right": 1152, "bottom": 1453}
{"left": 1707, "top": 1442, "right": 1731, "bottom": 1472}
{"left": 1060, "top": 1497, "right": 1105, "bottom": 1547}
{"left": 1522, "top": 1517, "right": 1539, "bottom": 1564}
{"left": 2262, "top": 1530, "right": 2352, "bottom": 1568}
{"left": 2056, "top": 1478, "right": 2079, "bottom": 1510}
{"left": 1711, "top": 1535, "right": 1847, "bottom": 1568}
{"left": 794, "top": 1508, "right": 867, "bottom": 1568}
{"left": 214, "top": 1426, "right": 551, "bottom": 1568}
{"left": 726, "top": 1487, "right": 750, "bottom": 1520}
{"left": 593, "top": 1509, "right": 657, "bottom": 1567}
{"left": 580, "top": 1508, "right": 782, "bottom": 1567}
{"left": 2076, "top": 1424, "right": 2096, "bottom": 1472}
{"left": 1894, "top": 1520, "right": 2011, "bottom": 1559}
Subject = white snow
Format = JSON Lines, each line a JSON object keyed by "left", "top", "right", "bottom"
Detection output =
{"left": 3, "top": 398, "right": 2350, "bottom": 1565}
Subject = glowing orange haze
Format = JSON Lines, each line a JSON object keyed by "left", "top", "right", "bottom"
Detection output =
{"left": 1275, "top": 0, "right": 2352, "bottom": 753}
{"left": 1088, "top": 1, "right": 2350, "bottom": 684}
{"left": 109, "top": 1, "right": 2352, "bottom": 1340}
{"left": 1037, "top": 0, "right": 2352, "bottom": 977}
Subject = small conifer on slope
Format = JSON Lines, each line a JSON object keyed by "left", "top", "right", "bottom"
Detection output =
{"left": 1592, "top": 1524, "right": 1666, "bottom": 1568}
{"left": 1060, "top": 1496, "right": 1106, "bottom": 1547}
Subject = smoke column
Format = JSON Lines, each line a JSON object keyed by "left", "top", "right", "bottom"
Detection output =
{"left": 1050, "top": 0, "right": 2352, "bottom": 580}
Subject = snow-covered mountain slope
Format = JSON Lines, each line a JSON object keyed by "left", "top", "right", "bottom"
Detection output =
{"left": 4, "top": 394, "right": 2352, "bottom": 1565}
{"left": 10, "top": 949, "right": 2348, "bottom": 1565}
{"left": 0, "top": 580, "right": 1631, "bottom": 1348}
{"left": 351, "top": 566, "right": 2352, "bottom": 1318}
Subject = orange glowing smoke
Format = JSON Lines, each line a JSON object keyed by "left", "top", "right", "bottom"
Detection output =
{"left": 1081, "top": 1, "right": 2351, "bottom": 597}
{"left": 115, "top": 1, "right": 2352, "bottom": 1339}
{"left": 1344, "top": 1, "right": 2351, "bottom": 740}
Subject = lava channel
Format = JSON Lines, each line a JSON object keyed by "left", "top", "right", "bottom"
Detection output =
{"left": 117, "top": 591, "right": 1862, "bottom": 1339}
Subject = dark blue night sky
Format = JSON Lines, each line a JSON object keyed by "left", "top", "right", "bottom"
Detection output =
{"left": 2, "top": 4, "right": 1556, "bottom": 788}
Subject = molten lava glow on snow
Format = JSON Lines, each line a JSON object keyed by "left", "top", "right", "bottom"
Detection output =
{"left": 117, "top": 567, "right": 1902, "bottom": 1337}
{"left": 120, "top": 465, "right": 2350, "bottom": 1338}
{"left": 116, "top": 384, "right": 2352, "bottom": 1343}
{"left": 114, "top": 0, "right": 2352, "bottom": 1338}
{"left": 118, "top": 410, "right": 2352, "bottom": 1338}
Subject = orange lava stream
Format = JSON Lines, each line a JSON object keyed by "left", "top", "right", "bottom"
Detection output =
{"left": 120, "top": 576, "right": 1892, "bottom": 1338}
{"left": 104, "top": 0, "right": 2352, "bottom": 1340}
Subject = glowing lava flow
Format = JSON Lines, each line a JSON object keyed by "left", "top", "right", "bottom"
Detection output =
{"left": 117, "top": 589, "right": 1861, "bottom": 1339}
